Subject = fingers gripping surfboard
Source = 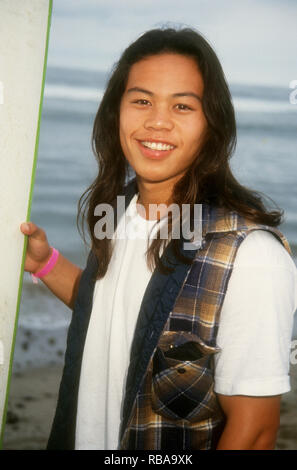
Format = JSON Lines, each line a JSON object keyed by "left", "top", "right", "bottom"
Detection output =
{"left": 0, "top": 0, "right": 52, "bottom": 447}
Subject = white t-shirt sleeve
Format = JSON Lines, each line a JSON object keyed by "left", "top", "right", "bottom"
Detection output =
{"left": 214, "top": 229, "right": 297, "bottom": 396}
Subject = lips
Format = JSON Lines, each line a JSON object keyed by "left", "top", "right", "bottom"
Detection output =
{"left": 137, "top": 138, "right": 176, "bottom": 150}
{"left": 140, "top": 140, "right": 175, "bottom": 151}
{"left": 136, "top": 139, "right": 176, "bottom": 160}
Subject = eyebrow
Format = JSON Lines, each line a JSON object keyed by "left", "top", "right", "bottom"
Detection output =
{"left": 126, "top": 87, "right": 202, "bottom": 102}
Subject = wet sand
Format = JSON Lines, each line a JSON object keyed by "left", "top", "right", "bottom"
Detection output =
{"left": 2, "top": 364, "right": 63, "bottom": 450}
{"left": 2, "top": 363, "right": 297, "bottom": 450}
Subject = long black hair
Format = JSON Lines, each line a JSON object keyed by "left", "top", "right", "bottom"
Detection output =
{"left": 77, "top": 27, "right": 283, "bottom": 279}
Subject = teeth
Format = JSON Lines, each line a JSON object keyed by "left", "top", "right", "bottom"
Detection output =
{"left": 141, "top": 141, "right": 174, "bottom": 151}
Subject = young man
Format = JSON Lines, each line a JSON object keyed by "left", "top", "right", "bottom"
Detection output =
{"left": 20, "top": 28, "right": 297, "bottom": 450}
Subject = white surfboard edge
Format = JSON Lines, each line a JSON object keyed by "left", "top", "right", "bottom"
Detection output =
{"left": 0, "top": 0, "right": 53, "bottom": 448}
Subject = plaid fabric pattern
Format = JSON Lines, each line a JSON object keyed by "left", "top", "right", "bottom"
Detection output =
{"left": 120, "top": 206, "right": 292, "bottom": 450}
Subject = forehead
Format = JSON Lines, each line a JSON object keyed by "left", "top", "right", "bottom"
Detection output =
{"left": 125, "top": 53, "right": 204, "bottom": 94}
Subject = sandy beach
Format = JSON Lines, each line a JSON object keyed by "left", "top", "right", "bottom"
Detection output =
{"left": 2, "top": 362, "right": 297, "bottom": 450}
{"left": 2, "top": 364, "right": 63, "bottom": 450}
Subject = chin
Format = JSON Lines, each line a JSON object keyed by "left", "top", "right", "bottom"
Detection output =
{"left": 136, "top": 174, "right": 165, "bottom": 184}
{"left": 135, "top": 172, "right": 177, "bottom": 185}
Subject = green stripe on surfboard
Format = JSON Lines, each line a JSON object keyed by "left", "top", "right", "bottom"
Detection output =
{"left": 0, "top": 0, "right": 53, "bottom": 449}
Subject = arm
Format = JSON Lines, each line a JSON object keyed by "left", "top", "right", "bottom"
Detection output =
{"left": 21, "top": 222, "right": 83, "bottom": 309}
{"left": 35, "top": 250, "right": 83, "bottom": 310}
{"left": 216, "top": 394, "right": 281, "bottom": 450}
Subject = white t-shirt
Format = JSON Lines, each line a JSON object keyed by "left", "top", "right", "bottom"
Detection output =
{"left": 75, "top": 193, "right": 297, "bottom": 450}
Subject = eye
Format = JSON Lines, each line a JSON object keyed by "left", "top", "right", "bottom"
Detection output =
{"left": 132, "top": 99, "right": 151, "bottom": 106}
{"left": 175, "top": 103, "right": 194, "bottom": 111}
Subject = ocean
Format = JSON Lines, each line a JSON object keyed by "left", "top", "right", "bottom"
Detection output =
{"left": 12, "top": 65, "right": 297, "bottom": 371}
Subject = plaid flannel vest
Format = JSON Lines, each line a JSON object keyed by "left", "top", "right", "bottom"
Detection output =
{"left": 47, "top": 178, "right": 292, "bottom": 450}
{"left": 119, "top": 204, "right": 292, "bottom": 450}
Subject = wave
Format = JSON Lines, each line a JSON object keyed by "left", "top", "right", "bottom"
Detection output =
{"left": 44, "top": 83, "right": 297, "bottom": 114}
{"left": 45, "top": 84, "right": 103, "bottom": 102}
{"left": 233, "top": 97, "right": 297, "bottom": 114}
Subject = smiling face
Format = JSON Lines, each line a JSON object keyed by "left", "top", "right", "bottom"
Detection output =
{"left": 119, "top": 53, "right": 208, "bottom": 197}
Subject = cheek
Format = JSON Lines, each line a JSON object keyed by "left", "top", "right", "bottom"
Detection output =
{"left": 119, "top": 114, "right": 130, "bottom": 150}
{"left": 186, "top": 118, "right": 208, "bottom": 148}
{"left": 119, "top": 109, "right": 136, "bottom": 146}
{"left": 119, "top": 132, "right": 131, "bottom": 165}
{"left": 119, "top": 115, "right": 137, "bottom": 163}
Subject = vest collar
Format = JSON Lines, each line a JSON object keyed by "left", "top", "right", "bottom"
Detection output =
{"left": 201, "top": 204, "right": 239, "bottom": 236}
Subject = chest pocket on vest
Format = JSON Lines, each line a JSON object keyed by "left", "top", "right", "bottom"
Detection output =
{"left": 151, "top": 331, "right": 220, "bottom": 423}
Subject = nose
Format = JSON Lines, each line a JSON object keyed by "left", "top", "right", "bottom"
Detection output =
{"left": 144, "top": 106, "right": 174, "bottom": 131}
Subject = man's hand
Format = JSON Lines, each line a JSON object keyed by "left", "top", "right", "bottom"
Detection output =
{"left": 20, "top": 221, "right": 83, "bottom": 309}
{"left": 20, "top": 222, "right": 52, "bottom": 274}
{"left": 216, "top": 394, "right": 281, "bottom": 450}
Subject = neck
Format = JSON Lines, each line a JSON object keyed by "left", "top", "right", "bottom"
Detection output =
{"left": 136, "top": 178, "right": 175, "bottom": 220}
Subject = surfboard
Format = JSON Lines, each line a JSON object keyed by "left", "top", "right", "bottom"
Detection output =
{"left": 0, "top": 0, "right": 53, "bottom": 448}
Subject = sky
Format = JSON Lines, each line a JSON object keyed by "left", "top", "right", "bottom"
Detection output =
{"left": 46, "top": 0, "right": 297, "bottom": 88}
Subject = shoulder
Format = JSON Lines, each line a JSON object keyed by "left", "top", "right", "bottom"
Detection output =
{"left": 233, "top": 229, "right": 297, "bottom": 310}
{"left": 234, "top": 229, "right": 296, "bottom": 273}
{"left": 224, "top": 228, "right": 297, "bottom": 317}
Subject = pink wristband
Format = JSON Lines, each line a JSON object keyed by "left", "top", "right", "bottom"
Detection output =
{"left": 31, "top": 247, "right": 59, "bottom": 284}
